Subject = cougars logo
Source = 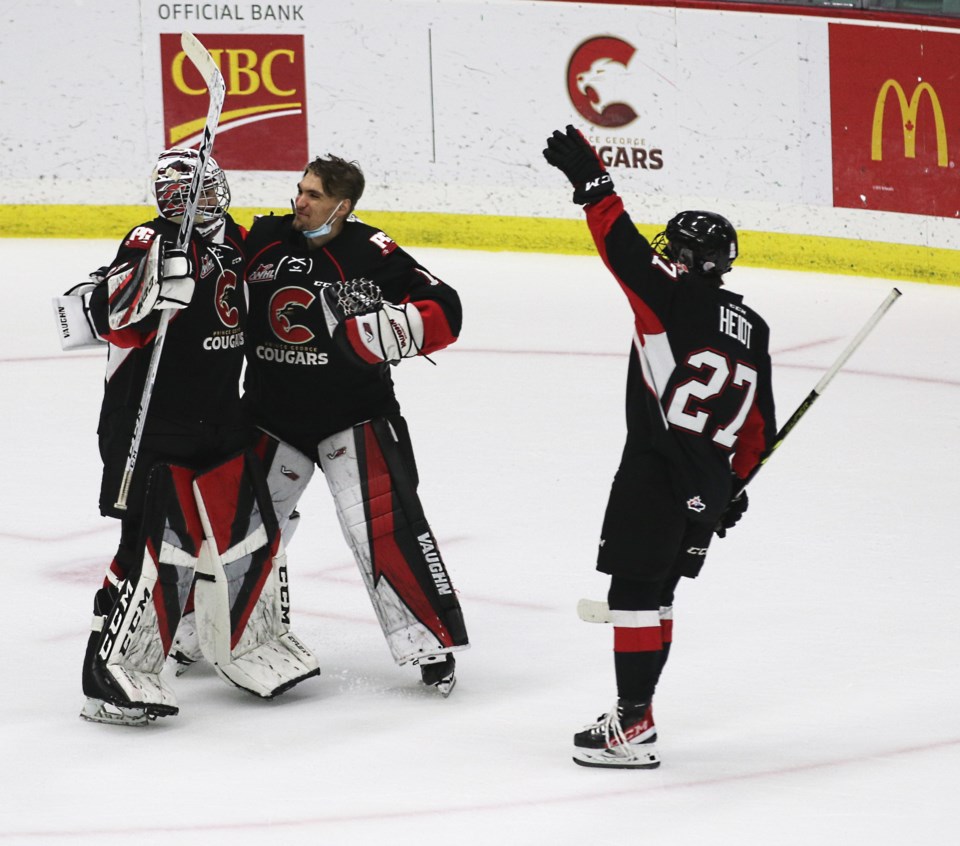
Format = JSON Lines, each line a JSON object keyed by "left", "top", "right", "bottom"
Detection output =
{"left": 567, "top": 36, "right": 639, "bottom": 128}
{"left": 215, "top": 270, "right": 240, "bottom": 328}
{"left": 269, "top": 287, "right": 315, "bottom": 344}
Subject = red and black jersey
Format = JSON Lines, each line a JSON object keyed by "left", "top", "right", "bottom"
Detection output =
{"left": 586, "top": 194, "right": 776, "bottom": 522}
{"left": 90, "top": 215, "right": 247, "bottom": 429}
{"left": 242, "top": 213, "right": 461, "bottom": 455}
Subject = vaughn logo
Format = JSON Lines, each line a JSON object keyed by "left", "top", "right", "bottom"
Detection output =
{"left": 567, "top": 36, "right": 638, "bottom": 128}
{"left": 418, "top": 531, "right": 452, "bottom": 595}
{"left": 160, "top": 32, "right": 308, "bottom": 171}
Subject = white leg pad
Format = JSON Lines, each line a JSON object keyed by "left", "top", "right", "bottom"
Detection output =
{"left": 192, "top": 452, "right": 320, "bottom": 698}
{"left": 318, "top": 424, "right": 466, "bottom": 666}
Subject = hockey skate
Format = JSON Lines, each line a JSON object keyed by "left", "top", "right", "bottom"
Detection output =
{"left": 572, "top": 699, "right": 660, "bottom": 769}
{"left": 417, "top": 654, "right": 456, "bottom": 697}
{"left": 79, "top": 697, "right": 150, "bottom": 728}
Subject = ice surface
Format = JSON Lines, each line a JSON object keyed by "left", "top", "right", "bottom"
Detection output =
{"left": 1, "top": 239, "right": 958, "bottom": 844}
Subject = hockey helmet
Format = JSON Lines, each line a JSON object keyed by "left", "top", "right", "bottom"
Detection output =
{"left": 152, "top": 148, "right": 230, "bottom": 224}
{"left": 652, "top": 210, "right": 738, "bottom": 277}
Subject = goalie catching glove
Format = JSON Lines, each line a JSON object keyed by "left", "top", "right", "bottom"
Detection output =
{"left": 543, "top": 125, "right": 615, "bottom": 206}
{"left": 107, "top": 237, "right": 194, "bottom": 331}
{"left": 320, "top": 279, "right": 424, "bottom": 365}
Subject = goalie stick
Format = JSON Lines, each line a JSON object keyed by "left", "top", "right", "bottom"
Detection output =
{"left": 577, "top": 286, "right": 902, "bottom": 624}
{"left": 115, "top": 32, "right": 226, "bottom": 510}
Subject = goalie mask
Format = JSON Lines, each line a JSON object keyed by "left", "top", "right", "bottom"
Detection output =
{"left": 652, "top": 210, "right": 738, "bottom": 278}
{"left": 152, "top": 148, "right": 231, "bottom": 224}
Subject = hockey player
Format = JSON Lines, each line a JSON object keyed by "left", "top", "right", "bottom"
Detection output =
{"left": 543, "top": 126, "right": 777, "bottom": 768}
{"left": 242, "top": 154, "right": 469, "bottom": 695}
{"left": 75, "top": 149, "right": 318, "bottom": 726}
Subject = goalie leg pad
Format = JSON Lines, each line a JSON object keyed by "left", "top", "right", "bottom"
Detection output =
{"left": 252, "top": 431, "right": 315, "bottom": 540}
{"left": 192, "top": 449, "right": 320, "bottom": 698}
{"left": 82, "top": 463, "right": 203, "bottom": 717}
{"left": 318, "top": 416, "right": 469, "bottom": 666}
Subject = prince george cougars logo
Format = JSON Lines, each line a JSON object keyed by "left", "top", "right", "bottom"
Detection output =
{"left": 215, "top": 270, "right": 240, "bottom": 328}
{"left": 567, "top": 36, "right": 639, "bottom": 128}
{"left": 269, "top": 287, "right": 316, "bottom": 344}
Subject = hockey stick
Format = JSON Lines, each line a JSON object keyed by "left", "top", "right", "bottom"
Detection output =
{"left": 733, "top": 286, "right": 902, "bottom": 496}
{"left": 114, "top": 33, "right": 226, "bottom": 510}
{"left": 577, "top": 286, "right": 902, "bottom": 623}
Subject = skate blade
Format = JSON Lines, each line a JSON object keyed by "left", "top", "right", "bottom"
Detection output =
{"left": 79, "top": 698, "right": 149, "bottom": 728}
{"left": 433, "top": 674, "right": 456, "bottom": 698}
{"left": 572, "top": 745, "right": 660, "bottom": 770}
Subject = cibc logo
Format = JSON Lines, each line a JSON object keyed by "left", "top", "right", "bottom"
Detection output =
{"left": 566, "top": 36, "right": 638, "bottom": 128}
{"left": 871, "top": 79, "right": 948, "bottom": 168}
{"left": 160, "top": 33, "right": 308, "bottom": 171}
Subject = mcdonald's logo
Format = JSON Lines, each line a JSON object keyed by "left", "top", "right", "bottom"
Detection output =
{"left": 871, "top": 79, "right": 948, "bottom": 167}
{"left": 829, "top": 23, "right": 959, "bottom": 219}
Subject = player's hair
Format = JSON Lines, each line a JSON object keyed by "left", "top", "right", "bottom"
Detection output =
{"left": 304, "top": 155, "right": 365, "bottom": 210}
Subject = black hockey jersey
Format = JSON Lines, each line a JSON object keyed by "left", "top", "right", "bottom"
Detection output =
{"left": 242, "top": 213, "right": 462, "bottom": 456}
{"left": 90, "top": 215, "right": 247, "bottom": 429}
{"left": 586, "top": 194, "right": 776, "bottom": 523}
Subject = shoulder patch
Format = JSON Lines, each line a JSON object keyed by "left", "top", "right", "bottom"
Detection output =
{"left": 369, "top": 231, "right": 398, "bottom": 257}
{"left": 124, "top": 225, "right": 156, "bottom": 250}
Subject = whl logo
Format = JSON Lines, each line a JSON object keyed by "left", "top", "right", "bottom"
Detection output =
{"left": 160, "top": 33, "right": 308, "bottom": 171}
{"left": 566, "top": 36, "right": 638, "bottom": 128}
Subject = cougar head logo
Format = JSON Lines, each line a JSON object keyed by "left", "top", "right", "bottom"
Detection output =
{"left": 214, "top": 270, "right": 240, "bottom": 328}
{"left": 269, "top": 287, "right": 316, "bottom": 344}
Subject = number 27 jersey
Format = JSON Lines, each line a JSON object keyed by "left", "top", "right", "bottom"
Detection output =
{"left": 586, "top": 194, "right": 777, "bottom": 522}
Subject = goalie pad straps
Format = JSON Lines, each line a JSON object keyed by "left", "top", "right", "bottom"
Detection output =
{"left": 192, "top": 449, "right": 319, "bottom": 698}
{"left": 318, "top": 417, "right": 469, "bottom": 666}
{"left": 88, "top": 463, "right": 203, "bottom": 714}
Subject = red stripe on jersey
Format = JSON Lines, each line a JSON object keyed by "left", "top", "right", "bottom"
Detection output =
{"left": 660, "top": 618, "right": 674, "bottom": 644}
{"left": 585, "top": 195, "right": 666, "bottom": 337}
{"left": 614, "top": 625, "right": 662, "bottom": 653}
{"left": 244, "top": 239, "right": 283, "bottom": 276}
{"left": 322, "top": 245, "right": 346, "bottom": 281}
{"left": 410, "top": 299, "right": 457, "bottom": 355}
{"left": 732, "top": 400, "right": 767, "bottom": 478}
{"left": 364, "top": 426, "right": 453, "bottom": 646}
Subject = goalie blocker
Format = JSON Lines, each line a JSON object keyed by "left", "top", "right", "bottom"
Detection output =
{"left": 255, "top": 418, "right": 469, "bottom": 669}
{"left": 81, "top": 451, "right": 319, "bottom": 725}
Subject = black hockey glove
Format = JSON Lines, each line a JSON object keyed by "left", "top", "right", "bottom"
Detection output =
{"left": 543, "top": 125, "right": 615, "bottom": 205}
{"left": 715, "top": 486, "right": 748, "bottom": 538}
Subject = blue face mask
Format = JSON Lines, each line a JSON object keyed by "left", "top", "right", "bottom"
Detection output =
{"left": 297, "top": 199, "right": 344, "bottom": 239}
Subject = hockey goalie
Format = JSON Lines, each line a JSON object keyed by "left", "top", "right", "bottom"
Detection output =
{"left": 58, "top": 148, "right": 320, "bottom": 726}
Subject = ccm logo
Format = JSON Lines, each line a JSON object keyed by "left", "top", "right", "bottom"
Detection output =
{"left": 686, "top": 546, "right": 709, "bottom": 556}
